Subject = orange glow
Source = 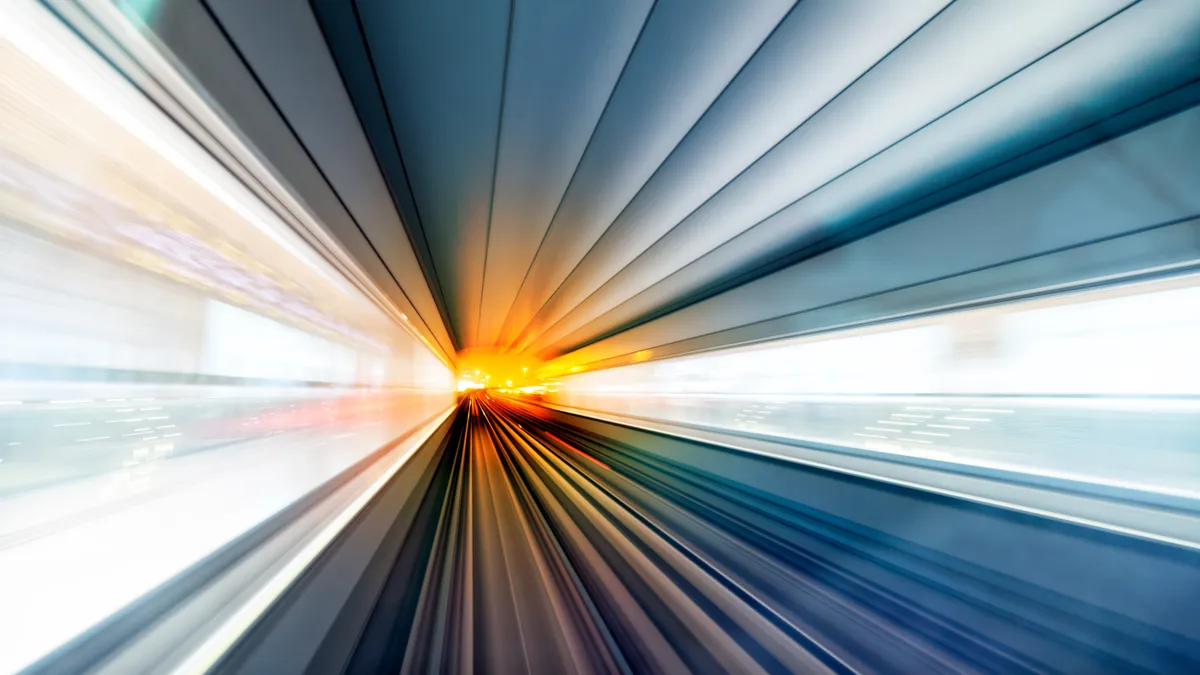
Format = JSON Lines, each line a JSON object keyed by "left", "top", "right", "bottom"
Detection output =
{"left": 456, "top": 348, "right": 544, "bottom": 390}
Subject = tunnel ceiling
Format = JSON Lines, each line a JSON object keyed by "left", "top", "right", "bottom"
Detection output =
{"left": 202, "top": 0, "right": 1200, "bottom": 366}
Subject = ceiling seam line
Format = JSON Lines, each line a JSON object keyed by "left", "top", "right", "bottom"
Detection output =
{"left": 587, "top": 87, "right": 1200, "bottom": 357}
{"left": 347, "top": 0, "right": 463, "bottom": 351}
{"left": 508, "top": 0, "right": 807, "bottom": 351}
{"left": 555, "top": 212, "right": 1200, "bottom": 369}
{"left": 49, "top": 3, "right": 393, "bottom": 315}
{"left": 559, "top": 0, "right": 1160, "bottom": 359}
{"left": 307, "top": 0, "right": 457, "bottom": 353}
{"left": 201, "top": 0, "right": 449, "bottom": 356}
{"left": 530, "top": 0, "right": 1145, "bottom": 357}
{"left": 61, "top": 2, "right": 432, "bottom": 352}
{"left": 197, "top": 0, "right": 453, "bottom": 364}
{"left": 476, "top": 0, "right": 517, "bottom": 348}
{"left": 492, "top": 0, "right": 660, "bottom": 351}
{"left": 556, "top": 74, "right": 1200, "bottom": 358}
{"left": 515, "top": 0, "right": 954, "bottom": 354}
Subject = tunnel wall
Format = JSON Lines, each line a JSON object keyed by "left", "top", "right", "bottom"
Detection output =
{"left": 542, "top": 405, "right": 1200, "bottom": 646}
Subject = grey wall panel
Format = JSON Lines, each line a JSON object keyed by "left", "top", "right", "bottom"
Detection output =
{"left": 309, "top": 0, "right": 457, "bottom": 350}
{"left": 545, "top": 104, "right": 1200, "bottom": 370}
{"left": 528, "top": 0, "right": 1187, "bottom": 357}
{"left": 355, "top": 0, "right": 512, "bottom": 349}
{"left": 474, "top": 0, "right": 653, "bottom": 348}
{"left": 552, "top": 81, "right": 1200, "bottom": 359}
{"left": 142, "top": 0, "right": 1200, "bottom": 370}
{"left": 519, "top": 0, "right": 951, "bottom": 353}
{"left": 204, "top": 0, "right": 456, "bottom": 358}
{"left": 571, "top": 217, "right": 1200, "bottom": 372}
{"left": 497, "top": 0, "right": 795, "bottom": 350}
{"left": 133, "top": 0, "right": 454, "bottom": 361}
{"left": 541, "top": 0, "right": 1200, "bottom": 359}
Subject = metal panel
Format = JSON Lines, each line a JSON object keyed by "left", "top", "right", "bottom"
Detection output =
{"left": 106, "top": 0, "right": 455, "bottom": 363}
{"left": 498, "top": 0, "right": 795, "bottom": 350}
{"left": 475, "top": 0, "right": 653, "bottom": 347}
{"left": 354, "top": 0, "right": 512, "bottom": 348}
{"left": 519, "top": 0, "right": 955, "bottom": 352}
{"left": 527, "top": 0, "right": 1196, "bottom": 357}
{"left": 543, "top": 104, "right": 1200, "bottom": 370}
{"left": 205, "top": 0, "right": 457, "bottom": 359}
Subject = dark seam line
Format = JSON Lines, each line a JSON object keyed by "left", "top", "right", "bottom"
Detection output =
{"left": 493, "top": 0, "right": 660, "bottom": 350}
{"left": 50, "top": 1, "right": 416, "bottom": 356}
{"left": 349, "top": 0, "right": 462, "bottom": 351}
{"left": 573, "top": 211, "right": 1200, "bottom": 369}
{"left": 519, "top": 0, "right": 952, "bottom": 354}
{"left": 49, "top": 2, "right": 383, "bottom": 314}
{"left": 510, "top": 0, "right": 807, "bottom": 351}
{"left": 476, "top": 0, "right": 517, "bottom": 348}
{"left": 309, "top": 0, "right": 457, "bottom": 354}
{"left": 592, "top": 255, "right": 1200, "bottom": 369}
{"left": 530, "top": 0, "right": 1141, "bottom": 357}
{"left": 560, "top": 75, "right": 1200, "bottom": 357}
{"left": 198, "top": 0, "right": 451, "bottom": 363}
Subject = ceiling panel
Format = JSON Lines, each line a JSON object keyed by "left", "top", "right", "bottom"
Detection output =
{"left": 514, "top": 0, "right": 951, "bottom": 353}
{"left": 497, "top": 0, "right": 795, "bottom": 350}
{"left": 474, "top": 0, "right": 653, "bottom": 348}
{"left": 532, "top": 0, "right": 1200, "bottom": 358}
{"left": 549, "top": 77, "right": 1200, "bottom": 361}
{"left": 205, "top": 0, "right": 457, "bottom": 359}
{"left": 542, "top": 104, "right": 1200, "bottom": 371}
{"left": 519, "top": 0, "right": 1138, "bottom": 355}
{"left": 202, "top": 0, "right": 1200, "bottom": 372}
{"left": 355, "top": 0, "right": 512, "bottom": 348}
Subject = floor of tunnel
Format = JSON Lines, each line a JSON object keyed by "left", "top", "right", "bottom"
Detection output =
{"left": 221, "top": 392, "right": 1200, "bottom": 675}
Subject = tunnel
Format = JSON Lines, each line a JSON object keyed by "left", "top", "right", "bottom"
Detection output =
{"left": 2, "top": 1, "right": 1200, "bottom": 673}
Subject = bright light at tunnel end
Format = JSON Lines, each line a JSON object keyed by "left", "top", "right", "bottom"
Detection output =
{"left": 457, "top": 379, "right": 485, "bottom": 392}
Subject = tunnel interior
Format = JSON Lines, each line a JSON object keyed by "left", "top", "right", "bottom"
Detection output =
{"left": 1, "top": 1, "right": 1199, "bottom": 673}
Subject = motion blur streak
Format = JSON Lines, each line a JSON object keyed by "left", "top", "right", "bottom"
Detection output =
{"left": 553, "top": 273, "right": 1200, "bottom": 505}
{"left": 4, "top": 0, "right": 1200, "bottom": 672}
{"left": 218, "top": 393, "right": 1200, "bottom": 674}
{"left": 0, "top": 3, "right": 453, "bottom": 671}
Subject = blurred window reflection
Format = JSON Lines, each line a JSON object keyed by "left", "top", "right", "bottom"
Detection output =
{"left": 0, "top": 4, "right": 452, "bottom": 671}
{"left": 555, "top": 273, "right": 1200, "bottom": 498}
